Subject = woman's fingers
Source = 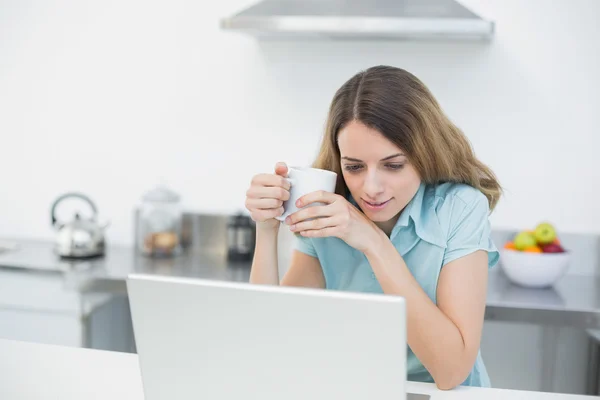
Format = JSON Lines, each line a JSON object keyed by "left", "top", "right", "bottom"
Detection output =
{"left": 247, "top": 185, "right": 290, "bottom": 201}
{"left": 298, "top": 227, "right": 338, "bottom": 238}
{"left": 245, "top": 169, "right": 291, "bottom": 223}
{"left": 286, "top": 205, "right": 334, "bottom": 225}
{"left": 251, "top": 207, "right": 284, "bottom": 222}
{"left": 251, "top": 173, "right": 290, "bottom": 190}
{"left": 290, "top": 215, "right": 341, "bottom": 233}
{"left": 296, "top": 190, "right": 339, "bottom": 207}
{"left": 274, "top": 162, "right": 289, "bottom": 178}
{"left": 245, "top": 197, "right": 283, "bottom": 210}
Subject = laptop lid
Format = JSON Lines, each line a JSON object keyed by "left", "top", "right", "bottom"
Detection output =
{"left": 127, "top": 274, "right": 409, "bottom": 400}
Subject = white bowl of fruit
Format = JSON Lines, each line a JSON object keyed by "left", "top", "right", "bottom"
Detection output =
{"left": 500, "top": 222, "right": 570, "bottom": 288}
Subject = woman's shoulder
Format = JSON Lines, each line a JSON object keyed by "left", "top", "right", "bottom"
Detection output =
{"left": 424, "top": 182, "right": 489, "bottom": 219}
{"left": 421, "top": 182, "right": 491, "bottom": 231}
{"left": 424, "top": 183, "right": 499, "bottom": 268}
{"left": 428, "top": 182, "right": 487, "bottom": 207}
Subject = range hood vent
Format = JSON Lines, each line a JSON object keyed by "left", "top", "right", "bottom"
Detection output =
{"left": 220, "top": 0, "right": 494, "bottom": 41}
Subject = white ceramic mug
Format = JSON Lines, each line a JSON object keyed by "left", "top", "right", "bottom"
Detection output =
{"left": 275, "top": 167, "right": 338, "bottom": 222}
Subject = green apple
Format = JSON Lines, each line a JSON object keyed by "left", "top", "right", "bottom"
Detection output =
{"left": 534, "top": 222, "right": 557, "bottom": 245}
{"left": 514, "top": 231, "right": 537, "bottom": 250}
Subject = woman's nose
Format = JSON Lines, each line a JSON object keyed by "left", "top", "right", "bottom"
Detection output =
{"left": 363, "top": 173, "right": 384, "bottom": 199}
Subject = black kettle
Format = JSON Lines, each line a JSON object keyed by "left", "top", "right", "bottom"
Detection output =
{"left": 227, "top": 213, "right": 255, "bottom": 262}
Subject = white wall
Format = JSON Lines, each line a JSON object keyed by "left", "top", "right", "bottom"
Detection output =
{"left": 1, "top": 0, "right": 600, "bottom": 245}
{"left": 1, "top": 2, "right": 598, "bottom": 394}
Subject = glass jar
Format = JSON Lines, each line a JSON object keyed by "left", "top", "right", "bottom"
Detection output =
{"left": 137, "top": 184, "right": 182, "bottom": 258}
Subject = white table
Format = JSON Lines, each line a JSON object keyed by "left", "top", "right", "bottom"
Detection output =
{"left": 0, "top": 339, "right": 594, "bottom": 400}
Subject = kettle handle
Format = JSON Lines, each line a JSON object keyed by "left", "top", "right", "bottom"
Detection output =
{"left": 51, "top": 192, "right": 98, "bottom": 227}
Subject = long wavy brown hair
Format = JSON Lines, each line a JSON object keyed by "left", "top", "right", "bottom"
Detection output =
{"left": 312, "top": 65, "right": 502, "bottom": 211}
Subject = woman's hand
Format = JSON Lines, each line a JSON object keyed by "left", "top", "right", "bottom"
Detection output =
{"left": 285, "top": 191, "right": 384, "bottom": 253}
{"left": 245, "top": 162, "right": 291, "bottom": 231}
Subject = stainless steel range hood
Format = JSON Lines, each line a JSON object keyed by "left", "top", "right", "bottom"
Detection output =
{"left": 220, "top": 0, "right": 494, "bottom": 41}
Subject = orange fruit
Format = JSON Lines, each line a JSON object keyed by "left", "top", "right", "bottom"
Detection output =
{"left": 523, "top": 246, "right": 542, "bottom": 253}
{"left": 504, "top": 241, "right": 517, "bottom": 250}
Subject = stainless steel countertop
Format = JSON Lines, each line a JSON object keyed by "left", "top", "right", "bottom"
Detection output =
{"left": 0, "top": 239, "right": 252, "bottom": 293}
{"left": 1, "top": 239, "right": 599, "bottom": 329}
{"left": 485, "top": 268, "right": 600, "bottom": 329}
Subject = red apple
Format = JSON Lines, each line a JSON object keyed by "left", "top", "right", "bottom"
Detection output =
{"left": 541, "top": 243, "right": 565, "bottom": 253}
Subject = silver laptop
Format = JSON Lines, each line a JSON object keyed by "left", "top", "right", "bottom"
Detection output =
{"left": 127, "top": 274, "right": 430, "bottom": 400}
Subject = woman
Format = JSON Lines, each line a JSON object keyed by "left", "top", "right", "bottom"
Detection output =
{"left": 244, "top": 65, "right": 501, "bottom": 390}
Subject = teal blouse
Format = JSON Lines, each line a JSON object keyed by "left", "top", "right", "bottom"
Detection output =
{"left": 294, "top": 182, "right": 500, "bottom": 387}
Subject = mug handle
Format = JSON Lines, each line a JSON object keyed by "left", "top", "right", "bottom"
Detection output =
{"left": 275, "top": 177, "right": 295, "bottom": 222}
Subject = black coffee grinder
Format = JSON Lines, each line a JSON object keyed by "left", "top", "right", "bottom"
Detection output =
{"left": 227, "top": 213, "right": 255, "bottom": 262}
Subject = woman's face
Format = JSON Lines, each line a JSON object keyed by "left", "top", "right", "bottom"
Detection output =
{"left": 337, "top": 120, "right": 421, "bottom": 227}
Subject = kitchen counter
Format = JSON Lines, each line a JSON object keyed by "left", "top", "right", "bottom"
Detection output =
{"left": 0, "top": 239, "right": 252, "bottom": 292}
{"left": 1, "top": 239, "right": 600, "bottom": 329}
{"left": 485, "top": 268, "right": 600, "bottom": 329}
{"left": 0, "top": 338, "right": 594, "bottom": 400}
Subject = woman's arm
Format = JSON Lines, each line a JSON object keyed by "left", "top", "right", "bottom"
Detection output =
{"left": 281, "top": 250, "right": 325, "bottom": 288}
{"left": 249, "top": 226, "right": 282, "bottom": 285}
{"left": 250, "top": 225, "right": 325, "bottom": 289}
{"left": 365, "top": 234, "right": 488, "bottom": 390}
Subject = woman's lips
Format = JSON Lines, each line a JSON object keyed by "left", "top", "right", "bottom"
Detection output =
{"left": 362, "top": 198, "right": 391, "bottom": 211}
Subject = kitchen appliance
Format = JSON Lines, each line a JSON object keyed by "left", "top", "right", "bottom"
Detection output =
{"left": 221, "top": 0, "right": 494, "bottom": 41}
{"left": 137, "top": 184, "right": 183, "bottom": 258}
{"left": 51, "top": 192, "right": 108, "bottom": 259}
{"left": 227, "top": 213, "right": 255, "bottom": 262}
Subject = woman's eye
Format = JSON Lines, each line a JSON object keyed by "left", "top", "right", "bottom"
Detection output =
{"left": 386, "top": 164, "right": 404, "bottom": 170}
{"left": 344, "top": 164, "right": 363, "bottom": 172}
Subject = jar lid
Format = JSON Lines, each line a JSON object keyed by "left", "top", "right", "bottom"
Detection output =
{"left": 229, "top": 212, "right": 253, "bottom": 227}
{"left": 142, "top": 184, "right": 181, "bottom": 203}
